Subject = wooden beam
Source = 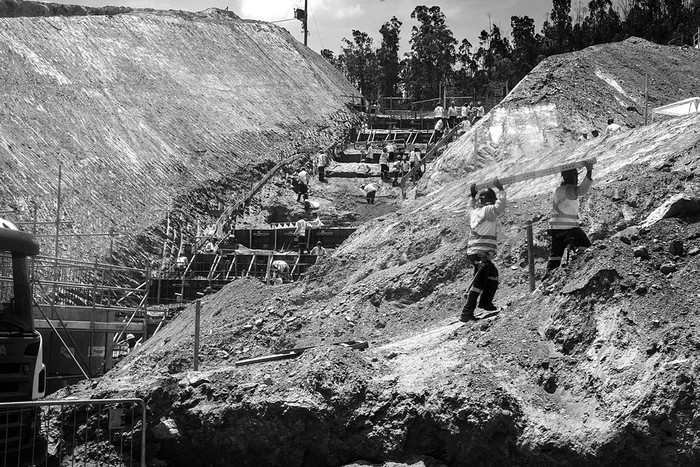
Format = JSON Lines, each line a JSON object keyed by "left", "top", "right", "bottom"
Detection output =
{"left": 473, "top": 157, "right": 597, "bottom": 190}
{"left": 35, "top": 320, "right": 144, "bottom": 332}
{"left": 234, "top": 340, "right": 369, "bottom": 366}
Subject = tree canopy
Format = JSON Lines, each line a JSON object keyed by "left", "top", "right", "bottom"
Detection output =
{"left": 322, "top": 0, "right": 700, "bottom": 105}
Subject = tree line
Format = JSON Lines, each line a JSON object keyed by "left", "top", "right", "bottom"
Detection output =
{"left": 320, "top": 0, "right": 700, "bottom": 106}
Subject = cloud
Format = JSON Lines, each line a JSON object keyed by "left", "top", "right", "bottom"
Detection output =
{"left": 334, "top": 4, "right": 364, "bottom": 19}
{"left": 239, "top": 0, "right": 295, "bottom": 21}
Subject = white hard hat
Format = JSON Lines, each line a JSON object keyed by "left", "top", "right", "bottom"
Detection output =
{"left": 126, "top": 334, "right": 136, "bottom": 341}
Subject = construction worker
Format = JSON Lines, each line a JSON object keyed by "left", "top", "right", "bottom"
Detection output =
{"left": 447, "top": 101, "right": 458, "bottom": 128}
{"left": 473, "top": 101, "right": 485, "bottom": 123}
{"left": 126, "top": 333, "right": 142, "bottom": 353}
{"left": 360, "top": 182, "right": 379, "bottom": 204}
{"left": 316, "top": 151, "right": 327, "bottom": 182}
{"left": 310, "top": 241, "right": 327, "bottom": 256}
{"left": 378, "top": 147, "right": 390, "bottom": 181}
{"left": 272, "top": 259, "right": 290, "bottom": 283}
{"left": 460, "top": 178, "right": 506, "bottom": 322}
{"left": 546, "top": 161, "right": 593, "bottom": 271}
{"left": 605, "top": 117, "right": 622, "bottom": 136}
{"left": 293, "top": 215, "right": 323, "bottom": 254}
{"left": 296, "top": 168, "right": 310, "bottom": 202}
{"left": 433, "top": 118, "right": 445, "bottom": 141}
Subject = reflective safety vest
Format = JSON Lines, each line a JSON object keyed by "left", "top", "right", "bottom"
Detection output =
{"left": 549, "top": 177, "right": 592, "bottom": 230}
{"left": 467, "top": 191, "right": 507, "bottom": 256}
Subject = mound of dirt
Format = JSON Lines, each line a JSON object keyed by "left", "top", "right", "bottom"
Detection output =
{"left": 56, "top": 38, "right": 700, "bottom": 467}
{"left": 0, "top": 6, "right": 357, "bottom": 263}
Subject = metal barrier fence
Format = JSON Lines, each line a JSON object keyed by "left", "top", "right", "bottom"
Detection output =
{"left": 0, "top": 398, "right": 146, "bottom": 467}
{"left": 30, "top": 256, "right": 148, "bottom": 310}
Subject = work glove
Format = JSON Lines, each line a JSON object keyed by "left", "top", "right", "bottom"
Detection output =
{"left": 493, "top": 177, "right": 504, "bottom": 191}
{"left": 584, "top": 160, "right": 593, "bottom": 179}
{"left": 470, "top": 183, "right": 477, "bottom": 198}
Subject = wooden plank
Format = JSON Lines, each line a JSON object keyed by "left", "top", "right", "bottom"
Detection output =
{"left": 473, "top": 157, "right": 597, "bottom": 190}
{"left": 35, "top": 320, "right": 144, "bottom": 332}
{"left": 234, "top": 340, "right": 369, "bottom": 366}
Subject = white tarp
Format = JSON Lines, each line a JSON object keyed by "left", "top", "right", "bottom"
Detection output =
{"left": 653, "top": 97, "right": 700, "bottom": 117}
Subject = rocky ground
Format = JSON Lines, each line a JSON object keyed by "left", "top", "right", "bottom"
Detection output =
{"left": 51, "top": 38, "right": 700, "bottom": 467}
{"left": 1, "top": 5, "right": 697, "bottom": 465}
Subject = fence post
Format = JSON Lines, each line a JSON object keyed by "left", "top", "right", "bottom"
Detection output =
{"left": 527, "top": 221, "right": 536, "bottom": 292}
{"left": 194, "top": 299, "right": 201, "bottom": 371}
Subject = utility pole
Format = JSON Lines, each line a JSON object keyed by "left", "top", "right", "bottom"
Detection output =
{"left": 295, "top": 0, "right": 308, "bottom": 46}
{"left": 304, "top": 0, "right": 308, "bottom": 46}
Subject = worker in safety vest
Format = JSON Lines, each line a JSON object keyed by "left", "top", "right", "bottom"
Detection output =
{"left": 546, "top": 161, "right": 593, "bottom": 271}
{"left": 460, "top": 178, "right": 506, "bottom": 322}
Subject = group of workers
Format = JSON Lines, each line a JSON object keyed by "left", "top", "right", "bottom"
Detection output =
{"left": 460, "top": 160, "right": 595, "bottom": 322}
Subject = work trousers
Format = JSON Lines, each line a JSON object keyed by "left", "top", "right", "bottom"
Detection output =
{"left": 547, "top": 227, "right": 591, "bottom": 270}
{"left": 463, "top": 254, "right": 499, "bottom": 311}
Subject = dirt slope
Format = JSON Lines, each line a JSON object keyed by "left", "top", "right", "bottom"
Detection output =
{"left": 426, "top": 37, "right": 700, "bottom": 190}
{"left": 0, "top": 3, "right": 358, "bottom": 262}
{"left": 61, "top": 40, "right": 700, "bottom": 466}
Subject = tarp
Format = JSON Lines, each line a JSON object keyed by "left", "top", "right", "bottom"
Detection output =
{"left": 652, "top": 97, "right": 700, "bottom": 117}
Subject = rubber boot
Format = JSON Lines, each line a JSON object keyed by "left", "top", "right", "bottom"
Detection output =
{"left": 478, "top": 281, "right": 498, "bottom": 311}
{"left": 460, "top": 291, "right": 479, "bottom": 322}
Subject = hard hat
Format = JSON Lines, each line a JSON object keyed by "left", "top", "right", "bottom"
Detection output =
{"left": 477, "top": 188, "right": 496, "bottom": 204}
{"left": 126, "top": 334, "right": 136, "bottom": 341}
{"left": 561, "top": 168, "right": 578, "bottom": 184}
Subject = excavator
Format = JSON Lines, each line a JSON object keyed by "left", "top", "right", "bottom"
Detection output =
{"left": 0, "top": 217, "right": 46, "bottom": 464}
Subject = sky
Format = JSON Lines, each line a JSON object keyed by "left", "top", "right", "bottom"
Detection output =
{"left": 41, "top": 0, "right": 554, "bottom": 55}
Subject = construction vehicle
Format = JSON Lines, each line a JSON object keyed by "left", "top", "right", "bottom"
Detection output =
{"left": 0, "top": 217, "right": 46, "bottom": 464}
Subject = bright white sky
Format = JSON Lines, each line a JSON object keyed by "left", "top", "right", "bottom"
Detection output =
{"left": 40, "top": 0, "right": 554, "bottom": 55}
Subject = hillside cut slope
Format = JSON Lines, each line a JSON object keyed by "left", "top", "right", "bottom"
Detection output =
{"left": 0, "top": 2, "right": 357, "bottom": 262}
{"left": 427, "top": 37, "right": 700, "bottom": 192}
{"left": 58, "top": 37, "right": 700, "bottom": 466}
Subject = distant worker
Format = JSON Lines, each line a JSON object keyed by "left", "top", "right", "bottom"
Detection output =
{"left": 473, "top": 101, "right": 485, "bottom": 123}
{"left": 460, "top": 102, "right": 469, "bottom": 122}
{"left": 379, "top": 147, "right": 390, "bottom": 182}
{"left": 391, "top": 158, "right": 403, "bottom": 186}
{"left": 294, "top": 215, "right": 323, "bottom": 254}
{"left": 316, "top": 151, "right": 328, "bottom": 182}
{"left": 357, "top": 157, "right": 371, "bottom": 177}
{"left": 546, "top": 161, "right": 594, "bottom": 272}
{"left": 175, "top": 254, "right": 189, "bottom": 271}
{"left": 310, "top": 241, "right": 327, "bottom": 256}
{"left": 605, "top": 118, "right": 622, "bottom": 136}
{"left": 466, "top": 102, "right": 475, "bottom": 121}
{"left": 433, "top": 118, "right": 445, "bottom": 141}
{"left": 296, "top": 168, "right": 310, "bottom": 202}
{"left": 460, "top": 178, "right": 506, "bottom": 322}
{"left": 409, "top": 147, "right": 422, "bottom": 181}
{"left": 126, "top": 333, "right": 141, "bottom": 353}
{"left": 447, "top": 101, "right": 458, "bottom": 128}
{"left": 365, "top": 143, "right": 374, "bottom": 162}
{"left": 433, "top": 103, "right": 445, "bottom": 119}
{"left": 360, "top": 182, "right": 380, "bottom": 204}
{"left": 386, "top": 141, "right": 396, "bottom": 162}
{"left": 272, "top": 259, "right": 290, "bottom": 283}
{"left": 401, "top": 155, "right": 410, "bottom": 180}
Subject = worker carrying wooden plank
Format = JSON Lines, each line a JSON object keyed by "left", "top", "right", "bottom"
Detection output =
{"left": 546, "top": 160, "right": 594, "bottom": 271}
{"left": 460, "top": 177, "right": 506, "bottom": 322}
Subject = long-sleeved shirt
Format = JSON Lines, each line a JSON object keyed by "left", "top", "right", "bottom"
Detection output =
{"left": 467, "top": 191, "right": 507, "bottom": 256}
{"left": 549, "top": 176, "right": 592, "bottom": 230}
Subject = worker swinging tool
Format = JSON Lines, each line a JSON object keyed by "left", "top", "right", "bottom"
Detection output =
{"left": 460, "top": 178, "right": 506, "bottom": 322}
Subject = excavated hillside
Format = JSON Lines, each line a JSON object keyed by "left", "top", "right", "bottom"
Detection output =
{"left": 57, "top": 38, "right": 700, "bottom": 466}
{"left": 0, "top": 1, "right": 359, "bottom": 264}
{"left": 427, "top": 37, "right": 700, "bottom": 190}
